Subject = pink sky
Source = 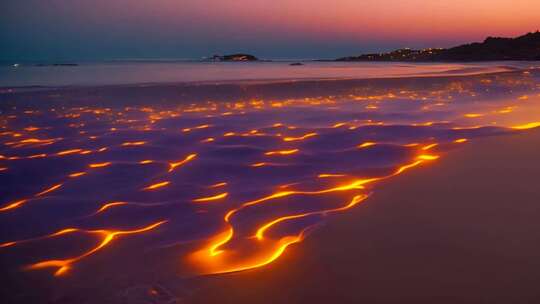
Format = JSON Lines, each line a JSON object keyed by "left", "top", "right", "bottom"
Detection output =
{"left": 2, "top": 0, "right": 539, "bottom": 59}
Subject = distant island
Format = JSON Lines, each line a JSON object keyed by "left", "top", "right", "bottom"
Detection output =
{"left": 203, "top": 54, "right": 259, "bottom": 62}
{"left": 337, "top": 31, "right": 540, "bottom": 61}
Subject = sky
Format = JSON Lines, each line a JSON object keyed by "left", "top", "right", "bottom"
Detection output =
{"left": 1, "top": 0, "right": 539, "bottom": 61}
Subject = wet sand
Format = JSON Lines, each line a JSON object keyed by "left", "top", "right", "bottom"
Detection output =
{"left": 188, "top": 128, "right": 540, "bottom": 304}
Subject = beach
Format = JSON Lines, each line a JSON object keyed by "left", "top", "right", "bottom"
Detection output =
{"left": 1, "top": 63, "right": 540, "bottom": 303}
{"left": 187, "top": 128, "right": 540, "bottom": 304}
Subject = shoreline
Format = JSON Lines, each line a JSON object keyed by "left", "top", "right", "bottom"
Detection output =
{"left": 0, "top": 64, "right": 532, "bottom": 91}
{"left": 1, "top": 67, "right": 538, "bottom": 110}
{"left": 186, "top": 128, "right": 540, "bottom": 303}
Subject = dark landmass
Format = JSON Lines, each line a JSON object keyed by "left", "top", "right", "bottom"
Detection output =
{"left": 289, "top": 62, "right": 304, "bottom": 66}
{"left": 337, "top": 31, "right": 540, "bottom": 61}
{"left": 204, "top": 53, "right": 259, "bottom": 62}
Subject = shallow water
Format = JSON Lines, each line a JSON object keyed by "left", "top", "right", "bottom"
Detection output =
{"left": 1, "top": 67, "right": 540, "bottom": 303}
{"left": 1, "top": 61, "right": 538, "bottom": 87}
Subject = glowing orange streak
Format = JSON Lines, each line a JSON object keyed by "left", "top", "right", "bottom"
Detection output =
{"left": 454, "top": 138, "right": 468, "bottom": 143}
{"left": 358, "top": 142, "right": 376, "bottom": 148}
{"left": 28, "top": 154, "right": 47, "bottom": 159}
{"left": 193, "top": 192, "right": 228, "bottom": 203}
{"left": 204, "top": 229, "right": 309, "bottom": 274}
{"left": 183, "top": 124, "right": 211, "bottom": 132}
{"left": 50, "top": 228, "right": 80, "bottom": 236}
{"left": 93, "top": 202, "right": 128, "bottom": 214}
{"left": 5, "top": 138, "right": 59, "bottom": 148}
{"left": 207, "top": 179, "right": 377, "bottom": 256}
{"left": 88, "top": 162, "right": 111, "bottom": 168}
{"left": 422, "top": 143, "right": 438, "bottom": 150}
{"left": 142, "top": 181, "right": 170, "bottom": 191}
{"left": 1, "top": 182, "right": 64, "bottom": 212}
{"left": 56, "top": 149, "right": 82, "bottom": 156}
{"left": 139, "top": 160, "right": 154, "bottom": 164}
{"left": 121, "top": 141, "right": 146, "bottom": 146}
{"left": 512, "top": 122, "right": 540, "bottom": 130}
{"left": 264, "top": 149, "right": 299, "bottom": 156}
{"left": 35, "top": 183, "right": 63, "bottom": 197}
{"left": 0, "top": 227, "right": 80, "bottom": 248}
{"left": 452, "top": 126, "right": 482, "bottom": 130}
{"left": 394, "top": 160, "right": 423, "bottom": 175}
{"left": 0, "top": 241, "right": 16, "bottom": 248}
{"left": 251, "top": 162, "right": 267, "bottom": 167}
{"left": 69, "top": 172, "right": 86, "bottom": 178}
{"left": 255, "top": 194, "right": 368, "bottom": 240}
{"left": 417, "top": 154, "right": 440, "bottom": 160}
{"left": 209, "top": 227, "right": 234, "bottom": 256}
{"left": 26, "top": 221, "right": 167, "bottom": 276}
{"left": 282, "top": 132, "right": 317, "bottom": 142}
{"left": 404, "top": 143, "right": 420, "bottom": 147}
{"left": 207, "top": 155, "right": 436, "bottom": 259}
{"left": 208, "top": 182, "right": 227, "bottom": 188}
{"left": 168, "top": 153, "right": 197, "bottom": 172}
{"left": 464, "top": 113, "right": 483, "bottom": 118}
{"left": 205, "top": 139, "right": 438, "bottom": 267}
{"left": 0, "top": 200, "right": 27, "bottom": 212}
{"left": 318, "top": 174, "right": 346, "bottom": 178}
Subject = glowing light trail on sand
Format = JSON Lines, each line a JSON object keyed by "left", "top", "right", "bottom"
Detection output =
{"left": 142, "top": 181, "right": 170, "bottom": 191}
{"left": 265, "top": 149, "right": 299, "bottom": 156}
{"left": 168, "top": 153, "right": 197, "bottom": 172}
{"left": 2, "top": 73, "right": 540, "bottom": 280}
{"left": 254, "top": 194, "right": 368, "bottom": 240}
{"left": 194, "top": 153, "right": 440, "bottom": 274}
{"left": 35, "top": 183, "right": 63, "bottom": 197}
{"left": 68, "top": 172, "right": 86, "bottom": 178}
{"left": 93, "top": 202, "right": 129, "bottom": 214}
{"left": 193, "top": 193, "right": 229, "bottom": 202}
{"left": 512, "top": 122, "right": 540, "bottom": 130}
{"left": 208, "top": 182, "right": 227, "bottom": 188}
{"left": 282, "top": 132, "right": 318, "bottom": 142}
{"left": 357, "top": 142, "right": 376, "bottom": 148}
{"left": 23, "top": 221, "right": 167, "bottom": 276}
{"left": 88, "top": 162, "right": 111, "bottom": 168}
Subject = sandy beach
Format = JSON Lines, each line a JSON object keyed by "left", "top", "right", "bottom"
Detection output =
{"left": 187, "top": 128, "right": 540, "bottom": 304}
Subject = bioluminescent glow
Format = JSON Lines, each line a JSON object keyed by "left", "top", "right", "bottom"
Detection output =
{"left": 1, "top": 68, "right": 540, "bottom": 280}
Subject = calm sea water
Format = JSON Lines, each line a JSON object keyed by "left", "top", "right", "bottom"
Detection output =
{"left": 1, "top": 61, "right": 538, "bottom": 87}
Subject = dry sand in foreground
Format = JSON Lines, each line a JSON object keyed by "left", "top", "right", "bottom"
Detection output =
{"left": 188, "top": 128, "right": 540, "bottom": 304}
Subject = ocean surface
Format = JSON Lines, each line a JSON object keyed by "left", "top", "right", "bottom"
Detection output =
{"left": 1, "top": 61, "right": 539, "bottom": 87}
{"left": 1, "top": 62, "right": 540, "bottom": 303}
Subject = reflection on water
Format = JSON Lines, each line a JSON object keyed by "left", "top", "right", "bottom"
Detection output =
{"left": 1, "top": 67, "right": 540, "bottom": 302}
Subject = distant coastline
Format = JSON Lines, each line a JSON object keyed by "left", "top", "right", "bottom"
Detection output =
{"left": 203, "top": 31, "right": 540, "bottom": 63}
{"left": 3, "top": 31, "right": 540, "bottom": 68}
{"left": 337, "top": 31, "right": 540, "bottom": 62}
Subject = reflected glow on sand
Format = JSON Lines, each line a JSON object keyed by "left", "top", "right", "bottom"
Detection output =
{"left": 1, "top": 67, "right": 540, "bottom": 278}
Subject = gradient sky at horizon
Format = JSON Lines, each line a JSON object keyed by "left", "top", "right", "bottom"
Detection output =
{"left": 1, "top": 0, "right": 539, "bottom": 61}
